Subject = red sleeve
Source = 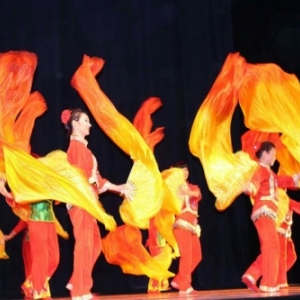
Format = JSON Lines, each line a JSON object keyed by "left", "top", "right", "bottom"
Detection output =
{"left": 290, "top": 199, "right": 300, "bottom": 215}
{"left": 13, "top": 220, "right": 28, "bottom": 234}
{"left": 97, "top": 172, "right": 108, "bottom": 188}
{"left": 5, "top": 197, "right": 16, "bottom": 208}
{"left": 276, "top": 175, "right": 296, "bottom": 189}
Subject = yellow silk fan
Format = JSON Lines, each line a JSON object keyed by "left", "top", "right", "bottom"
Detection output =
{"left": 161, "top": 167, "right": 187, "bottom": 215}
{"left": 120, "top": 160, "right": 163, "bottom": 229}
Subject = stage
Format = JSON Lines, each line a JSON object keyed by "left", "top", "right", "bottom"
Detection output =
{"left": 5, "top": 286, "right": 300, "bottom": 300}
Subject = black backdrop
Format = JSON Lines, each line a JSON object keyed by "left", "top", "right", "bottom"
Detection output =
{"left": 1, "top": 0, "right": 300, "bottom": 299}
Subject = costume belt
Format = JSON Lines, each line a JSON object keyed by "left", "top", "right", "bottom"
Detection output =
{"left": 251, "top": 205, "right": 277, "bottom": 222}
{"left": 259, "top": 197, "right": 278, "bottom": 207}
{"left": 180, "top": 207, "right": 198, "bottom": 216}
{"left": 173, "top": 219, "right": 201, "bottom": 237}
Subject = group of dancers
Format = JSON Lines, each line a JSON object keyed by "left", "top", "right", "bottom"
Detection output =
{"left": 0, "top": 107, "right": 202, "bottom": 299}
{"left": 1, "top": 50, "right": 300, "bottom": 300}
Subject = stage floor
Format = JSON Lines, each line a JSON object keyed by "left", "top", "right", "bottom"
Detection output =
{"left": 8, "top": 285, "right": 300, "bottom": 300}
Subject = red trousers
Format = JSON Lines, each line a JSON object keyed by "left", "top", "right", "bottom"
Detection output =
{"left": 28, "top": 220, "right": 59, "bottom": 299}
{"left": 286, "top": 239, "right": 297, "bottom": 271}
{"left": 277, "top": 235, "right": 297, "bottom": 286}
{"left": 68, "top": 207, "right": 101, "bottom": 298}
{"left": 173, "top": 227, "right": 201, "bottom": 291}
{"left": 22, "top": 234, "right": 31, "bottom": 280}
{"left": 243, "top": 217, "right": 279, "bottom": 291}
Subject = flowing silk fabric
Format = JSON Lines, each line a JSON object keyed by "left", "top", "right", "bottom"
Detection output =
{"left": 0, "top": 51, "right": 45, "bottom": 178}
{"left": 239, "top": 62, "right": 300, "bottom": 163}
{"left": 133, "top": 98, "right": 179, "bottom": 256}
{"left": 132, "top": 97, "right": 164, "bottom": 151}
{"left": 241, "top": 130, "right": 281, "bottom": 161}
{"left": 153, "top": 209, "right": 179, "bottom": 257}
{"left": 276, "top": 135, "right": 300, "bottom": 177}
{"left": 189, "top": 53, "right": 257, "bottom": 210}
{"left": 102, "top": 225, "right": 174, "bottom": 279}
{"left": 13, "top": 92, "right": 47, "bottom": 153}
{"left": 0, "top": 51, "right": 49, "bottom": 236}
{"left": 103, "top": 97, "right": 176, "bottom": 277}
{"left": 71, "top": 55, "right": 163, "bottom": 227}
{"left": 1, "top": 142, "right": 116, "bottom": 231}
{"left": 275, "top": 137, "right": 300, "bottom": 227}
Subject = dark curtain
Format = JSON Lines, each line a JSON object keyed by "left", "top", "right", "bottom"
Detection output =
{"left": 1, "top": 0, "right": 298, "bottom": 299}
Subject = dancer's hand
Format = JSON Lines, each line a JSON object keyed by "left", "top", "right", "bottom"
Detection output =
{"left": 3, "top": 233, "right": 13, "bottom": 241}
{"left": 178, "top": 185, "right": 189, "bottom": 197}
{"left": 0, "top": 179, "right": 12, "bottom": 199}
{"left": 121, "top": 183, "right": 135, "bottom": 202}
{"left": 242, "top": 182, "right": 252, "bottom": 195}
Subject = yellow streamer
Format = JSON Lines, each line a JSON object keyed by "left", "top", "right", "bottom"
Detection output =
{"left": 189, "top": 53, "right": 257, "bottom": 210}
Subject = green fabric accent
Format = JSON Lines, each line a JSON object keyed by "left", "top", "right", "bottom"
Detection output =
{"left": 29, "top": 200, "right": 54, "bottom": 222}
{"left": 157, "top": 232, "right": 166, "bottom": 247}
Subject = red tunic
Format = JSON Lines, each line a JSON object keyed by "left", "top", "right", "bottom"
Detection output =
{"left": 242, "top": 164, "right": 297, "bottom": 292}
{"left": 248, "top": 164, "right": 296, "bottom": 221}
{"left": 67, "top": 139, "right": 107, "bottom": 192}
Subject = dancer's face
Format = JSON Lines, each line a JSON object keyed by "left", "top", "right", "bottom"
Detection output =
{"left": 263, "top": 147, "right": 276, "bottom": 166}
{"left": 182, "top": 167, "right": 189, "bottom": 180}
{"left": 73, "top": 113, "right": 92, "bottom": 138}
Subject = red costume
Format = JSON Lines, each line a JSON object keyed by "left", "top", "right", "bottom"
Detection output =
{"left": 242, "top": 163, "right": 298, "bottom": 292}
{"left": 277, "top": 199, "right": 300, "bottom": 287}
{"left": 25, "top": 200, "right": 59, "bottom": 300}
{"left": 66, "top": 138, "right": 107, "bottom": 300}
{"left": 171, "top": 183, "right": 202, "bottom": 293}
{"left": 10, "top": 220, "right": 31, "bottom": 280}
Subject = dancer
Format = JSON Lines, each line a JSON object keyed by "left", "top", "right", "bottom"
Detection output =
{"left": 0, "top": 180, "right": 59, "bottom": 300}
{"left": 61, "top": 108, "right": 126, "bottom": 300}
{"left": 242, "top": 141, "right": 300, "bottom": 292}
{"left": 277, "top": 198, "right": 300, "bottom": 288}
{"left": 4, "top": 219, "right": 31, "bottom": 285}
{"left": 171, "top": 162, "right": 202, "bottom": 295}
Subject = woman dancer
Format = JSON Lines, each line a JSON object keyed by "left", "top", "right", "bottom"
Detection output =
{"left": 61, "top": 108, "right": 126, "bottom": 300}
{"left": 242, "top": 141, "right": 300, "bottom": 292}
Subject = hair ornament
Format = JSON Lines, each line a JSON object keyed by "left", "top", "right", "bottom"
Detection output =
{"left": 61, "top": 109, "right": 72, "bottom": 125}
{"left": 253, "top": 142, "right": 261, "bottom": 151}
